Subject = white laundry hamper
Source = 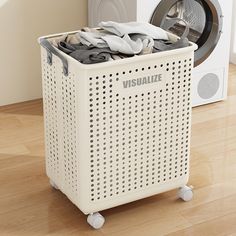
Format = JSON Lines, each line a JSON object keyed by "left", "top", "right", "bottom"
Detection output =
{"left": 38, "top": 30, "right": 197, "bottom": 229}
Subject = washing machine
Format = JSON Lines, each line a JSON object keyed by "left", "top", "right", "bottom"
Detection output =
{"left": 88, "top": 0, "right": 232, "bottom": 107}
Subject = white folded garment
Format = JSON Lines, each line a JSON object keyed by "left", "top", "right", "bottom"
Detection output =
{"left": 77, "top": 21, "right": 165, "bottom": 55}
{"left": 99, "top": 21, "right": 169, "bottom": 40}
{"left": 131, "top": 34, "right": 154, "bottom": 55}
{"left": 81, "top": 27, "right": 101, "bottom": 33}
{"left": 77, "top": 31, "right": 144, "bottom": 54}
{"left": 51, "top": 34, "right": 68, "bottom": 47}
{"left": 51, "top": 34, "right": 80, "bottom": 47}
{"left": 111, "top": 55, "right": 123, "bottom": 60}
{"left": 67, "top": 34, "right": 80, "bottom": 44}
{"left": 78, "top": 31, "right": 107, "bottom": 48}
{"left": 102, "top": 34, "right": 143, "bottom": 54}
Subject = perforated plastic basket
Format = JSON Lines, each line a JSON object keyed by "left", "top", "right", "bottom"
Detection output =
{"left": 39, "top": 30, "right": 197, "bottom": 224}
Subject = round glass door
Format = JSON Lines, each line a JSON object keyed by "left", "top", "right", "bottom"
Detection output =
{"left": 150, "top": 0, "right": 223, "bottom": 67}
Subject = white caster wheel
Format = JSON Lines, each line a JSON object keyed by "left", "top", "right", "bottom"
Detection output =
{"left": 87, "top": 212, "right": 105, "bottom": 229}
{"left": 50, "top": 180, "right": 59, "bottom": 190}
{"left": 178, "top": 185, "right": 193, "bottom": 202}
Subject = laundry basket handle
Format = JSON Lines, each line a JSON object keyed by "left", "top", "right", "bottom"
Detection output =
{"left": 39, "top": 38, "right": 68, "bottom": 76}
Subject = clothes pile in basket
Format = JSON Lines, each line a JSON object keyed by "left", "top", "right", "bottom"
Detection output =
{"left": 51, "top": 21, "right": 190, "bottom": 64}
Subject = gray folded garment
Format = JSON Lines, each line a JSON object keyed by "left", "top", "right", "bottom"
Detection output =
{"left": 58, "top": 41, "right": 91, "bottom": 54}
{"left": 58, "top": 41, "right": 128, "bottom": 64}
{"left": 153, "top": 38, "right": 189, "bottom": 53}
{"left": 70, "top": 47, "right": 118, "bottom": 64}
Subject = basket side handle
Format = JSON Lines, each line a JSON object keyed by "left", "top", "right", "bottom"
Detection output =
{"left": 39, "top": 38, "right": 69, "bottom": 76}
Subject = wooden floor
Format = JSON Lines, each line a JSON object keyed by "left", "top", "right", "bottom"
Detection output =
{"left": 0, "top": 65, "right": 236, "bottom": 236}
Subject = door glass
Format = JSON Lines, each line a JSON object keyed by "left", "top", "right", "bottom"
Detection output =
{"left": 166, "top": 0, "right": 206, "bottom": 43}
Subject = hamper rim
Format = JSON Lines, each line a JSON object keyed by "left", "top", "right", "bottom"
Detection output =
{"left": 38, "top": 30, "right": 198, "bottom": 70}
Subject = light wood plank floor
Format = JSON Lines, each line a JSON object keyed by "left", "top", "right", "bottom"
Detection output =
{"left": 0, "top": 64, "right": 236, "bottom": 236}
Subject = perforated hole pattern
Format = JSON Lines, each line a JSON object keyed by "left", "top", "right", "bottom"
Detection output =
{"left": 41, "top": 47, "right": 193, "bottom": 207}
{"left": 61, "top": 72, "right": 78, "bottom": 195}
{"left": 88, "top": 59, "right": 192, "bottom": 202}
{"left": 42, "top": 49, "right": 78, "bottom": 198}
{"left": 42, "top": 55, "right": 60, "bottom": 180}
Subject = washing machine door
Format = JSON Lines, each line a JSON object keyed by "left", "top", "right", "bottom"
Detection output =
{"left": 150, "top": 0, "right": 223, "bottom": 67}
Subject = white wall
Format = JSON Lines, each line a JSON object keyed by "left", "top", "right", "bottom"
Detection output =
{"left": 0, "top": 0, "right": 87, "bottom": 106}
{"left": 230, "top": 1, "right": 236, "bottom": 64}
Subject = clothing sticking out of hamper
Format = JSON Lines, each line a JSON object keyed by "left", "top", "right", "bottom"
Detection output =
{"left": 49, "top": 21, "right": 190, "bottom": 65}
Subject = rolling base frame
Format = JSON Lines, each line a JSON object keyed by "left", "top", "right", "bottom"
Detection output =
{"left": 50, "top": 180, "right": 193, "bottom": 229}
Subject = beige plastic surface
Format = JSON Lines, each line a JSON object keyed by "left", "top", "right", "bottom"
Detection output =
{"left": 40, "top": 31, "right": 197, "bottom": 215}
